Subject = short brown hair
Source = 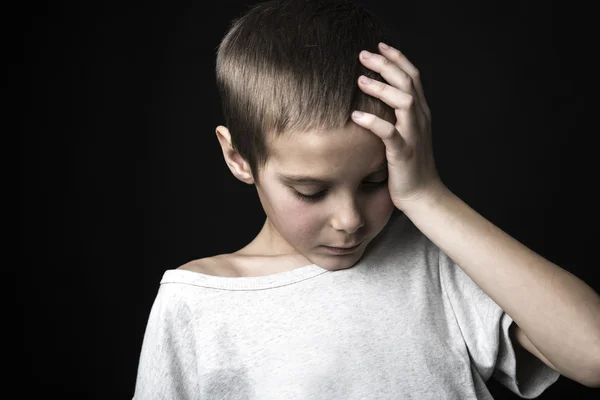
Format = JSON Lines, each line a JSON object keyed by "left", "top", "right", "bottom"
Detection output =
{"left": 215, "top": 0, "right": 396, "bottom": 185}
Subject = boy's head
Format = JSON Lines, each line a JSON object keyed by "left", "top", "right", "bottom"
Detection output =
{"left": 215, "top": 0, "right": 397, "bottom": 270}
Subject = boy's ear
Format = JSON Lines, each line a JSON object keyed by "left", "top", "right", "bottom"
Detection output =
{"left": 215, "top": 126, "right": 256, "bottom": 185}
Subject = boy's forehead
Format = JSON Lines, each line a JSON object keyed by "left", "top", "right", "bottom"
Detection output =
{"left": 269, "top": 124, "right": 382, "bottom": 156}
{"left": 268, "top": 130, "right": 387, "bottom": 182}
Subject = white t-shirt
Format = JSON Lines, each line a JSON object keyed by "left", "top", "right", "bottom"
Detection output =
{"left": 133, "top": 210, "right": 560, "bottom": 399}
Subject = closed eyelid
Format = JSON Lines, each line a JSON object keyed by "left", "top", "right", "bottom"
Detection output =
{"left": 284, "top": 174, "right": 387, "bottom": 188}
{"left": 295, "top": 177, "right": 389, "bottom": 195}
{"left": 293, "top": 176, "right": 389, "bottom": 203}
{"left": 279, "top": 161, "right": 387, "bottom": 186}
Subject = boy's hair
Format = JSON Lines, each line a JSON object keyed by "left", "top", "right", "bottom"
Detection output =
{"left": 215, "top": 0, "right": 396, "bottom": 185}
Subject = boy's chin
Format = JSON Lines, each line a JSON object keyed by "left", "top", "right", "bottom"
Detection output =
{"left": 313, "top": 248, "right": 365, "bottom": 271}
{"left": 319, "top": 260, "right": 361, "bottom": 272}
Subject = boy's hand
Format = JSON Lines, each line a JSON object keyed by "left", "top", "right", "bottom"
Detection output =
{"left": 352, "top": 42, "right": 445, "bottom": 209}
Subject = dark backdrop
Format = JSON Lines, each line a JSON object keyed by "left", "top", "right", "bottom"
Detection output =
{"left": 18, "top": 0, "right": 598, "bottom": 398}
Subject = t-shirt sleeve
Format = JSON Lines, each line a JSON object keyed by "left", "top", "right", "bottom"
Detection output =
{"left": 437, "top": 248, "right": 560, "bottom": 398}
{"left": 133, "top": 283, "right": 199, "bottom": 400}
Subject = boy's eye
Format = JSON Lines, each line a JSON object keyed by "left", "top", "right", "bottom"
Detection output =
{"left": 293, "top": 178, "right": 388, "bottom": 203}
{"left": 294, "top": 190, "right": 327, "bottom": 202}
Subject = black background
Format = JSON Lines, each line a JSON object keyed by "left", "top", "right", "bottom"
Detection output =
{"left": 18, "top": 0, "right": 599, "bottom": 398}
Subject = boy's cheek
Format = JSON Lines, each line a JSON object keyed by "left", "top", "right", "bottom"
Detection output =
{"left": 375, "top": 190, "right": 396, "bottom": 214}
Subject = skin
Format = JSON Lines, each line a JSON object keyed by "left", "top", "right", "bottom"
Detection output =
{"left": 215, "top": 121, "right": 396, "bottom": 273}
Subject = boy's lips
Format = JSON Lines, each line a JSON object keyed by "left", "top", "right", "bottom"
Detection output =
{"left": 328, "top": 242, "right": 361, "bottom": 249}
{"left": 324, "top": 239, "right": 363, "bottom": 249}
{"left": 322, "top": 241, "right": 363, "bottom": 255}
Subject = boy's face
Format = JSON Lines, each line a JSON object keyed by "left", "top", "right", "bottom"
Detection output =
{"left": 218, "top": 121, "right": 395, "bottom": 272}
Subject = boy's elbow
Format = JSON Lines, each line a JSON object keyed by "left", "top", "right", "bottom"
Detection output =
{"left": 582, "top": 374, "right": 600, "bottom": 389}
{"left": 592, "top": 362, "right": 600, "bottom": 388}
{"left": 591, "top": 342, "right": 600, "bottom": 388}
{"left": 582, "top": 350, "right": 600, "bottom": 388}
{"left": 558, "top": 342, "right": 600, "bottom": 388}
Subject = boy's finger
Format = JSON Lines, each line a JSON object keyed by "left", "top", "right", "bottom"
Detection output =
{"left": 378, "top": 43, "right": 431, "bottom": 119}
{"left": 360, "top": 50, "right": 420, "bottom": 112}
{"left": 351, "top": 111, "right": 408, "bottom": 157}
{"left": 357, "top": 75, "right": 414, "bottom": 112}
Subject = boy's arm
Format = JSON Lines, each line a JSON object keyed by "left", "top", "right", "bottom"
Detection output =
{"left": 511, "top": 323, "right": 557, "bottom": 371}
{"left": 351, "top": 42, "right": 598, "bottom": 387}
{"left": 399, "top": 184, "right": 600, "bottom": 388}
{"left": 133, "top": 286, "right": 199, "bottom": 399}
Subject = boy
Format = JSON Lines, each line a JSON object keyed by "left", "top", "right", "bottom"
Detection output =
{"left": 133, "top": 0, "right": 600, "bottom": 398}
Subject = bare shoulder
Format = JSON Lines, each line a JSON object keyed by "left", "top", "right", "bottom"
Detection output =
{"left": 177, "top": 255, "right": 236, "bottom": 277}
{"left": 175, "top": 252, "right": 310, "bottom": 278}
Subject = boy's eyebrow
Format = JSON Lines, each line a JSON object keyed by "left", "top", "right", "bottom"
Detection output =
{"left": 278, "top": 159, "right": 388, "bottom": 184}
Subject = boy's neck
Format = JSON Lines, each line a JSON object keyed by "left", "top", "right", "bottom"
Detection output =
{"left": 234, "top": 218, "right": 308, "bottom": 259}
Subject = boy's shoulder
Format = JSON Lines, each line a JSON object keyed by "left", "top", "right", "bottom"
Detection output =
{"left": 177, "top": 254, "right": 238, "bottom": 277}
{"left": 176, "top": 252, "right": 315, "bottom": 278}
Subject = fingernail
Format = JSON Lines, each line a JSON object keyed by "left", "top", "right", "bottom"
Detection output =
{"left": 359, "top": 76, "right": 372, "bottom": 85}
{"left": 360, "top": 50, "right": 372, "bottom": 59}
{"left": 379, "top": 42, "right": 390, "bottom": 50}
{"left": 352, "top": 111, "right": 364, "bottom": 119}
